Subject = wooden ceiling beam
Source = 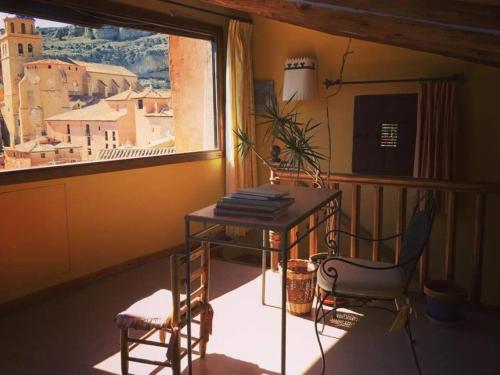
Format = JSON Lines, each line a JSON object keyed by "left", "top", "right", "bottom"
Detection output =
{"left": 199, "top": 0, "right": 500, "bottom": 67}
{"left": 309, "top": 0, "right": 500, "bottom": 31}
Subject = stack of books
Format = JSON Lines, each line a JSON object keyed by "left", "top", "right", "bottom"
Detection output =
{"left": 214, "top": 186, "right": 294, "bottom": 219}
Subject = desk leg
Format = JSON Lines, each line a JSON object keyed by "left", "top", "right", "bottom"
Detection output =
{"left": 184, "top": 220, "right": 192, "bottom": 375}
{"left": 281, "top": 231, "right": 288, "bottom": 375}
{"left": 262, "top": 230, "right": 268, "bottom": 305}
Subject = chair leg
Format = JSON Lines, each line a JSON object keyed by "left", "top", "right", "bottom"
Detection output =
{"left": 405, "top": 314, "right": 422, "bottom": 375}
{"left": 199, "top": 311, "right": 208, "bottom": 358}
{"left": 120, "top": 329, "right": 129, "bottom": 375}
{"left": 172, "top": 333, "right": 181, "bottom": 375}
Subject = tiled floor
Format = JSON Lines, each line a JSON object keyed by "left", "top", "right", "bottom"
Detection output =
{"left": 0, "top": 257, "right": 498, "bottom": 375}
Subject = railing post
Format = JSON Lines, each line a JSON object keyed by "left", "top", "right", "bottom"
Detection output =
{"left": 395, "top": 188, "right": 407, "bottom": 264}
{"left": 372, "top": 185, "right": 384, "bottom": 261}
{"left": 444, "top": 192, "right": 457, "bottom": 280}
{"left": 350, "top": 184, "right": 361, "bottom": 258}
{"left": 471, "top": 193, "right": 486, "bottom": 305}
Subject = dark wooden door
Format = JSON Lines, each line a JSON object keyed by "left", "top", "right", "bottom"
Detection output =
{"left": 352, "top": 93, "right": 418, "bottom": 176}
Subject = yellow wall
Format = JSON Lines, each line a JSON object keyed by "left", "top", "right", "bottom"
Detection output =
{"left": 252, "top": 16, "right": 500, "bottom": 305}
{"left": 0, "top": 159, "right": 224, "bottom": 304}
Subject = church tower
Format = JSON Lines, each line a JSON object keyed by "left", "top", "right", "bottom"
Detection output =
{"left": 0, "top": 15, "right": 42, "bottom": 145}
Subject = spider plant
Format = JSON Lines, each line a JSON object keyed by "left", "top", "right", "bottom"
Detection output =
{"left": 234, "top": 93, "right": 327, "bottom": 187}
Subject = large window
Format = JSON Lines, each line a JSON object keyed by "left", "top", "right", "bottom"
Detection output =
{"left": 0, "top": 12, "right": 220, "bottom": 176}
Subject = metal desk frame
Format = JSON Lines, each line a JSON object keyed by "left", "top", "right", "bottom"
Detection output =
{"left": 184, "top": 187, "right": 342, "bottom": 375}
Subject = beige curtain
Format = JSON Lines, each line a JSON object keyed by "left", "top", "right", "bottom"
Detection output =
{"left": 414, "top": 81, "right": 458, "bottom": 180}
{"left": 225, "top": 20, "right": 258, "bottom": 195}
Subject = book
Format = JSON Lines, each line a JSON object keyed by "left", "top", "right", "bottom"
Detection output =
{"left": 214, "top": 207, "right": 288, "bottom": 219}
{"left": 216, "top": 201, "right": 290, "bottom": 213}
{"left": 237, "top": 186, "right": 289, "bottom": 199}
{"left": 220, "top": 196, "right": 294, "bottom": 208}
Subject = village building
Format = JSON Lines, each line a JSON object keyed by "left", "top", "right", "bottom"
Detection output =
{"left": 3, "top": 135, "right": 81, "bottom": 169}
{"left": 0, "top": 15, "right": 139, "bottom": 146}
{"left": 45, "top": 87, "right": 173, "bottom": 161}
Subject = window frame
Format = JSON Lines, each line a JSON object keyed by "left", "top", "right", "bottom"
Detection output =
{"left": 0, "top": 5, "right": 225, "bottom": 186}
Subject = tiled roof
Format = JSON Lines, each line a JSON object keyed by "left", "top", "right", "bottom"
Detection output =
{"left": 72, "top": 60, "right": 137, "bottom": 77}
{"left": 46, "top": 100, "right": 127, "bottom": 121}
{"left": 130, "top": 87, "right": 170, "bottom": 99}
{"left": 27, "top": 59, "right": 75, "bottom": 66}
{"left": 105, "top": 89, "right": 138, "bottom": 101}
{"left": 97, "top": 146, "right": 175, "bottom": 160}
{"left": 6, "top": 136, "right": 80, "bottom": 153}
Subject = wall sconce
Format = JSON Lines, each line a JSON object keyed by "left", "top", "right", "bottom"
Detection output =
{"left": 282, "top": 57, "right": 317, "bottom": 101}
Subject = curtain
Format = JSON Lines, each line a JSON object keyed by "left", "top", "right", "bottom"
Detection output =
{"left": 414, "top": 81, "right": 458, "bottom": 180}
{"left": 225, "top": 20, "right": 258, "bottom": 194}
{"left": 225, "top": 20, "right": 257, "bottom": 237}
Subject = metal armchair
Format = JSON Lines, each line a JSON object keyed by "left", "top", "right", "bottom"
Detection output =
{"left": 315, "top": 196, "right": 436, "bottom": 375}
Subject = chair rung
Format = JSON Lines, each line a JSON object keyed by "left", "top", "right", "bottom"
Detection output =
{"left": 128, "top": 356, "right": 171, "bottom": 367}
{"left": 128, "top": 337, "right": 169, "bottom": 349}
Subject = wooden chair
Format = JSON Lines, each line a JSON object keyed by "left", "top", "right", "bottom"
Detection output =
{"left": 115, "top": 243, "right": 213, "bottom": 375}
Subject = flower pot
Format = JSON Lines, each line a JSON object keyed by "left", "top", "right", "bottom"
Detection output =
{"left": 424, "top": 280, "right": 467, "bottom": 323}
{"left": 280, "top": 259, "right": 317, "bottom": 315}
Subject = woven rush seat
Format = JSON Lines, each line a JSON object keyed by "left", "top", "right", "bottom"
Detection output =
{"left": 318, "top": 257, "right": 406, "bottom": 300}
{"left": 115, "top": 289, "right": 202, "bottom": 331}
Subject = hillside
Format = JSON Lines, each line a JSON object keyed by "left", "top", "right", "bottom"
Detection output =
{"left": 39, "top": 25, "right": 169, "bottom": 88}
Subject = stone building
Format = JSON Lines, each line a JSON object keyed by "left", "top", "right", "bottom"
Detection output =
{"left": 3, "top": 135, "right": 81, "bottom": 169}
{"left": 45, "top": 87, "right": 173, "bottom": 161}
{"left": 0, "top": 15, "right": 139, "bottom": 146}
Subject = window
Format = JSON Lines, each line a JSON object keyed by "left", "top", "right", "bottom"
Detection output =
{"left": 10, "top": 23, "right": 14, "bottom": 33}
{"left": 69, "top": 148, "right": 74, "bottom": 154}
{"left": 55, "top": 149, "right": 59, "bottom": 154}
{"left": 0, "top": 14, "right": 220, "bottom": 176}
{"left": 88, "top": 149, "right": 92, "bottom": 155}
{"left": 40, "top": 153, "right": 45, "bottom": 158}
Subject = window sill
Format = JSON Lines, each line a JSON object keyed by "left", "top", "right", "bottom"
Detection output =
{"left": 0, "top": 150, "right": 223, "bottom": 186}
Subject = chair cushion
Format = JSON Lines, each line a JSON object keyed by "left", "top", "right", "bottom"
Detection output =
{"left": 115, "top": 289, "right": 175, "bottom": 330}
{"left": 317, "top": 257, "right": 406, "bottom": 300}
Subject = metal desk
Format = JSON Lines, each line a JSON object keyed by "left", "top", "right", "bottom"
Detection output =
{"left": 184, "top": 185, "right": 342, "bottom": 374}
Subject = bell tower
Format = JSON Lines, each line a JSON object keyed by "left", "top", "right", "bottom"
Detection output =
{"left": 0, "top": 15, "right": 43, "bottom": 145}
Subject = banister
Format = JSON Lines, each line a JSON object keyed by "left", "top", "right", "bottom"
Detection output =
{"left": 275, "top": 171, "right": 500, "bottom": 194}
{"left": 273, "top": 169, "right": 496, "bottom": 306}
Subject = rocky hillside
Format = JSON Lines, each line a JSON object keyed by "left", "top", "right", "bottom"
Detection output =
{"left": 39, "top": 25, "right": 169, "bottom": 88}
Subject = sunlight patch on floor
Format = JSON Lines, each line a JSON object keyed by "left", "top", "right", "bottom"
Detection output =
{"left": 94, "top": 270, "right": 360, "bottom": 374}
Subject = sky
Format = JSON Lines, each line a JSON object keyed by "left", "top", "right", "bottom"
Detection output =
{"left": 0, "top": 12, "right": 68, "bottom": 28}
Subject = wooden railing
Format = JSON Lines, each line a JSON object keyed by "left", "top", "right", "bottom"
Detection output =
{"left": 271, "top": 171, "right": 500, "bottom": 306}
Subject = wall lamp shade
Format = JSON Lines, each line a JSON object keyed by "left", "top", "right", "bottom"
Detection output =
{"left": 282, "top": 57, "right": 317, "bottom": 101}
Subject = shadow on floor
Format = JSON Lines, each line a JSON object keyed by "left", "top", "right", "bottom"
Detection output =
{"left": 184, "top": 353, "right": 279, "bottom": 375}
